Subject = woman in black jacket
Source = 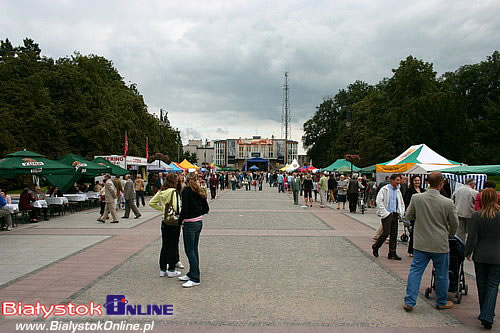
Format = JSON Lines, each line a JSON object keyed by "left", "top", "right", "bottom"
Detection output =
{"left": 465, "top": 188, "right": 500, "bottom": 330}
{"left": 403, "top": 175, "right": 425, "bottom": 256}
{"left": 178, "top": 172, "right": 209, "bottom": 288}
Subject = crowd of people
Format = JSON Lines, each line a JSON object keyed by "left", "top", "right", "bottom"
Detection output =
{"left": 1, "top": 165, "right": 499, "bottom": 327}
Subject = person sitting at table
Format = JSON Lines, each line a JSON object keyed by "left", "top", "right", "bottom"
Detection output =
{"left": 33, "top": 186, "right": 49, "bottom": 221}
{"left": 49, "top": 186, "right": 64, "bottom": 197}
{"left": 0, "top": 191, "right": 13, "bottom": 231}
{"left": 1, "top": 189, "right": 12, "bottom": 204}
{"left": 19, "top": 188, "right": 39, "bottom": 223}
{"left": 93, "top": 181, "right": 103, "bottom": 193}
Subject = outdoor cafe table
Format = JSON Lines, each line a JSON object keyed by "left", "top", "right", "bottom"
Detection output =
{"left": 32, "top": 200, "right": 48, "bottom": 209}
{"left": 1, "top": 204, "right": 18, "bottom": 214}
{"left": 85, "top": 191, "right": 100, "bottom": 199}
{"left": 45, "top": 197, "right": 69, "bottom": 205}
{"left": 63, "top": 194, "right": 87, "bottom": 202}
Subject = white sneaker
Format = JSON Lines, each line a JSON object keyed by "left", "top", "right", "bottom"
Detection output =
{"left": 182, "top": 280, "right": 200, "bottom": 288}
{"left": 6, "top": 227, "right": 13, "bottom": 231}
{"left": 176, "top": 261, "right": 185, "bottom": 269}
{"left": 167, "top": 270, "right": 181, "bottom": 278}
{"left": 160, "top": 270, "right": 167, "bottom": 277}
{"left": 178, "top": 275, "right": 190, "bottom": 281}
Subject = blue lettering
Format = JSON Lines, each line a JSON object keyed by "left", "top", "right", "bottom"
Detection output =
{"left": 163, "top": 304, "right": 174, "bottom": 315}
{"left": 105, "top": 295, "right": 126, "bottom": 315}
{"left": 125, "top": 305, "right": 136, "bottom": 315}
{"left": 152, "top": 305, "right": 162, "bottom": 315}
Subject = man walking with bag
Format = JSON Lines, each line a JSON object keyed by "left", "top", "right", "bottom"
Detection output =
{"left": 403, "top": 172, "right": 459, "bottom": 311}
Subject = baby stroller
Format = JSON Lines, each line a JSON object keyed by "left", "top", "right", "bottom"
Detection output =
{"left": 424, "top": 236, "right": 468, "bottom": 304}
{"left": 399, "top": 216, "right": 411, "bottom": 242}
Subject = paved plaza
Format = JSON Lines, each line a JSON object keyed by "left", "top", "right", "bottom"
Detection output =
{"left": 0, "top": 185, "right": 495, "bottom": 332}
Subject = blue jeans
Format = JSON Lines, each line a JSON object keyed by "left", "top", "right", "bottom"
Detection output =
{"left": 404, "top": 250, "right": 449, "bottom": 307}
{"left": 474, "top": 262, "right": 500, "bottom": 324}
{"left": 183, "top": 221, "right": 202, "bottom": 283}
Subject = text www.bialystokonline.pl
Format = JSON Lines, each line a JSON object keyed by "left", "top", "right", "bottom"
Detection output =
{"left": 15, "top": 320, "right": 155, "bottom": 332}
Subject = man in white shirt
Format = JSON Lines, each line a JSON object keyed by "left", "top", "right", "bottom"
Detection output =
{"left": 452, "top": 178, "right": 478, "bottom": 243}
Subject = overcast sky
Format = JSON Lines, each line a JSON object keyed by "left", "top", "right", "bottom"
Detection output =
{"left": 2, "top": 0, "right": 499, "bottom": 154}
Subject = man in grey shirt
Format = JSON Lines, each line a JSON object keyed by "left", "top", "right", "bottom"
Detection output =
{"left": 452, "top": 178, "right": 478, "bottom": 243}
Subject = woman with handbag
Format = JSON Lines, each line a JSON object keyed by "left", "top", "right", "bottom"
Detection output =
{"left": 178, "top": 172, "right": 209, "bottom": 288}
{"left": 465, "top": 188, "right": 500, "bottom": 330}
{"left": 149, "top": 173, "right": 184, "bottom": 278}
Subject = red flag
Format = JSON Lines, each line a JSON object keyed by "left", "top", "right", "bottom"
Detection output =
{"left": 123, "top": 132, "right": 128, "bottom": 157}
{"left": 145, "top": 137, "right": 149, "bottom": 160}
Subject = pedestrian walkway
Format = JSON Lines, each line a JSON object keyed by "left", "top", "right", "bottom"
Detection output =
{"left": 0, "top": 185, "right": 493, "bottom": 332}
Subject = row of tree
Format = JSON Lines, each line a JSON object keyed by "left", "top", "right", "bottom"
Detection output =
{"left": 302, "top": 52, "right": 500, "bottom": 167}
{"left": 0, "top": 38, "right": 184, "bottom": 162}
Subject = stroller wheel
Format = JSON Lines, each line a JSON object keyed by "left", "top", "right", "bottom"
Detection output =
{"left": 456, "top": 293, "right": 462, "bottom": 304}
{"left": 400, "top": 234, "right": 409, "bottom": 242}
{"left": 464, "top": 284, "right": 468, "bottom": 296}
{"left": 425, "top": 287, "right": 431, "bottom": 298}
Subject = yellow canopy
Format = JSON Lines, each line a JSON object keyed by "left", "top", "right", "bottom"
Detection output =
{"left": 179, "top": 159, "right": 199, "bottom": 170}
{"left": 279, "top": 164, "right": 289, "bottom": 171}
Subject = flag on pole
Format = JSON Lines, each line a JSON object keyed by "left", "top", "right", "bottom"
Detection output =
{"left": 145, "top": 137, "right": 149, "bottom": 160}
{"left": 123, "top": 131, "right": 128, "bottom": 157}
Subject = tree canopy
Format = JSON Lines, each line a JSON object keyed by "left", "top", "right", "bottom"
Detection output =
{"left": 303, "top": 53, "right": 500, "bottom": 167}
{"left": 0, "top": 38, "right": 182, "bottom": 161}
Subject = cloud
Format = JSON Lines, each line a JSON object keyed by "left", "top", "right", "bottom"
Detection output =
{"left": 215, "top": 128, "right": 229, "bottom": 135}
{"left": 2, "top": 0, "right": 499, "bottom": 156}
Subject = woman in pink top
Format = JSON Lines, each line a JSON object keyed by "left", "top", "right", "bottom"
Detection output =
{"left": 475, "top": 181, "right": 500, "bottom": 211}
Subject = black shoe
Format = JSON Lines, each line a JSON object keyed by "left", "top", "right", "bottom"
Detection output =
{"left": 388, "top": 254, "right": 402, "bottom": 260}
{"left": 134, "top": 215, "right": 141, "bottom": 219}
{"left": 481, "top": 320, "right": 492, "bottom": 329}
{"left": 372, "top": 247, "right": 379, "bottom": 258}
{"left": 121, "top": 216, "right": 129, "bottom": 219}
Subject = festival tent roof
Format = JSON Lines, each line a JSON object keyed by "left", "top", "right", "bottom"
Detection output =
{"left": 57, "top": 154, "right": 110, "bottom": 177}
{"left": 171, "top": 162, "right": 186, "bottom": 171}
{"left": 376, "top": 144, "right": 459, "bottom": 173}
{"left": 0, "top": 150, "right": 76, "bottom": 179}
{"left": 0, "top": 150, "right": 80, "bottom": 192}
{"left": 279, "top": 164, "right": 290, "bottom": 171}
{"left": 179, "top": 159, "right": 198, "bottom": 170}
{"left": 300, "top": 165, "right": 318, "bottom": 173}
{"left": 249, "top": 165, "right": 260, "bottom": 171}
{"left": 436, "top": 165, "right": 500, "bottom": 176}
{"left": 359, "top": 164, "right": 377, "bottom": 173}
{"left": 168, "top": 163, "right": 184, "bottom": 172}
{"left": 210, "top": 163, "right": 220, "bottom": 170}
{"left": 323, "top": 159, "right": 360, "bottom": 172}
{"left": 221, "top": 167, "right": 237, "bottom": 171}
{"left": 147, "top": 160, "right": 173, "bottom": 172}
{"left": 246, "top": 157, "right": 269, "bottom": 163}
{"left": 285, "top": 159, "right": 300, "bottom": 172}
{"left": 199, "top": 167, "right": 209, "bottom": 172}
{"left": 92, "top": 157, "right": 130, "bottom": 176}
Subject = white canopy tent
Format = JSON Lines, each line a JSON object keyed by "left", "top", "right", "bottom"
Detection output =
{"left": 147, "top": 160, "right": 174, "bottom": 172}
{"left": 285, "top": 159, "right": 300, "bottom": 172}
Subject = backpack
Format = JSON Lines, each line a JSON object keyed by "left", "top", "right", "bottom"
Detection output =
{"left": 163, "top": 190, "right": 180, "bottom": 226}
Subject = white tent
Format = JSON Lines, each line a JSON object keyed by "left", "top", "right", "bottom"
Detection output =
{"left": 147, "top": 160, "right": 174, "bottom": 172}
{"left": 285, "top": 159, "right": 300, "bottom": 172}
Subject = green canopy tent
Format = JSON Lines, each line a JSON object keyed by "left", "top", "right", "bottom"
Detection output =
{"left": 43, "top": 154, "right": 112, "bottom": 192}
{"left": 57, "top": 154, "right": 110, "bottom": 177}
{"left": 221, "top": 167, "right": 237, "bottom": 171}
{"left": 323, "top": 159, "right": 360, "bottom": 172}
{"left": 92, "top": 157, "right": 129, "bottom": 176}
{"left": 359, "top": 164, "right": 377, "bottom": 173}
{"left": 436, "top": 165, "right": 500, "bottom": 176}
{"left": 0, "top": 150, "right": 77, "bottom": 179}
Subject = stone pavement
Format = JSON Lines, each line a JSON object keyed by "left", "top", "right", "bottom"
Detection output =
{"left": 0, "top": 185, "right": 495, "bottom": 332}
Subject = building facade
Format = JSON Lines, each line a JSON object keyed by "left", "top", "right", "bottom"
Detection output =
{"left": 214, "top": 136, "right": 298, "bottom": 170}
{"left": 183, "top": 139, "right": 214, "bottom": 167}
